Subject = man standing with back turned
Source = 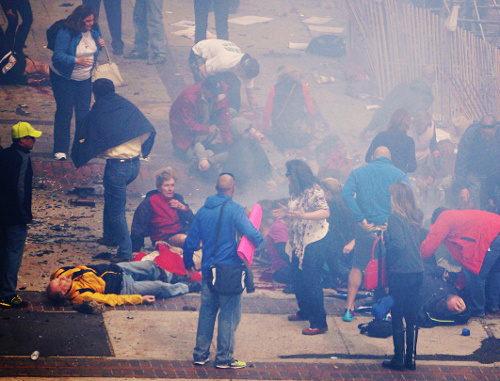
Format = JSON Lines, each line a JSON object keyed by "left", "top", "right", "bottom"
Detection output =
{"left": 183, "top": 173, "right": 264, "bottom": 369}
{"left": 0, "top": 122, "right": 42, "bottom": 308}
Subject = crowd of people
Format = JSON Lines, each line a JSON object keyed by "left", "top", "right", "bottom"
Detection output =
{"left": 1, "top": 0, "right": 500, "bottom": 373}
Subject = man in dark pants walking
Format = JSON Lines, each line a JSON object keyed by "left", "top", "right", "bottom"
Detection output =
{"left": 194, "top": 0, "right": 230, "bottom": 43}
{"left": 82, "top": 0, "right": 124, "bottom": 55}
{"left": 0, "top": 121, "right": 42, "bottom": 308}
{"left": 72, "top": 79, "right": 156, "bottom": 263}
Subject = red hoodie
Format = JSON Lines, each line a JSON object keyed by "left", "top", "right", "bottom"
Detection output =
{"left": 169, "top": 82, "right": 232, "bottom": 151}
{"left": 420, "top": 210, "right": 500, "bottom": 275}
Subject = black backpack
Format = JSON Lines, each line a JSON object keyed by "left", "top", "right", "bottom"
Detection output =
{"left": 46, "top": 19, "right": 67, "bottom": 51}
{"left": 358, "top": 318, "right": 393, "bottom": 338}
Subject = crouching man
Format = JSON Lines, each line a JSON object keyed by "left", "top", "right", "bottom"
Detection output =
{"left": 47, "top": 261, "right": 194, "bottom": 306}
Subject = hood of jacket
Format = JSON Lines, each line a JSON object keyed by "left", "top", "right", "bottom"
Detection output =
{"left": 203, "top": 193, "right": 231, "bottom": 209}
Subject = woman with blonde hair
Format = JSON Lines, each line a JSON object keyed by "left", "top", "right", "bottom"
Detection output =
{"left": 382, "top": 182, "right": 424, "bottom": 371}
{"left": 131, "top": 167, "right": 194, "bottom": 252}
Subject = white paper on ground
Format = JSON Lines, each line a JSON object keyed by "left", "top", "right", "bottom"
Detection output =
{"left": 172, "top": 27, "right": 216, "bottom": 40}
{"left": 288, "top": 42, "right": 309, "bottom": 50}
{"left": 171, "top": 20, "right": 195, "bottom": 28}
{"left": 302, "top": 16, "right": 332, "bottom": 24}
{"left": 308, "top": 25, "right": 344, "bottom": 34}
{"left": 229, "top": 16, "right": 274, "bottom": 25}
{"left": 436, "top": 128, "right": 451, "bottom": 142}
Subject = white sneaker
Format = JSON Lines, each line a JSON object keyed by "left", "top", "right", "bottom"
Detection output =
{"left": 54, "top": 152, "right": 67, "bottom": 161}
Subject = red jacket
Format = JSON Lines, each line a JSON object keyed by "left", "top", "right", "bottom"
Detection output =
{"left": 169, "top": 82, "right": 232, "bottom": 151}
{"left": 420, "top": 210, "right": 500, "bottom": 275}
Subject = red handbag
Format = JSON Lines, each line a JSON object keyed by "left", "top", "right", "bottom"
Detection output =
{"left": 363, "top": 235, "right": 387, "bottom": 291}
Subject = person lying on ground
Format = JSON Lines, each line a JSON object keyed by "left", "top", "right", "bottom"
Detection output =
{"left": 47, "top": 260, "right": 199, "bottom": 306}
{"left": 0, "top": 43, "right": 50, "bottom": 86}
{"left": 131, "top": 167, "right": 194, "bottom": 252}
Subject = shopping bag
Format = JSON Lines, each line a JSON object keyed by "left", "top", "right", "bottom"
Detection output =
{"left": 363, "top": 235, "right": 386, "bottom": 290}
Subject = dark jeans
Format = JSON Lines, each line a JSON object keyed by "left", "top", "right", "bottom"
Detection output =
{"left": 291, "top": 236, "right": 330, "bottom": 329}
{"left": 194, "top": 0, "right": 230, "bottom": 43}
{"left": 82, "top": 0, "right": 123, "bottom": 52}
{"left": 388, "top": 272, "right": 423, "bottom": 333}
{"left": 462, "top": 234, "right": 500, "bottom": 315}
{"left": 103, "top": 159, "right": 140, "bottom": 259}
{"left": 193, "top": 277, "right": 242, "bottom": 366}
{"left": 0, "top": 224, "right": 27, "bottom": 300}
{"left": 50, "top": 70, "right": 92, "bottom": 154}
{"left": 0, "top": 0, "right": 32, "bottom": 53}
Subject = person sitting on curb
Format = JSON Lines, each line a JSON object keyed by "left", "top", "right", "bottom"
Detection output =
{"left": 47, "top": 260, "right": 199, "bottom": 306}
{"left": 131, "top": 167, "right": 194, "bottom": 252}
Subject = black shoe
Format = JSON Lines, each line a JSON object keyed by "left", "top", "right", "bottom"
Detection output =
{"left": 109, "top": 256, "right": 132, "bottom": 264}
{"left": 0, "top": 295, "right": 29, "bottom": 308}
{"left": 187, "top": 281, "right": 202, "bottom": 293}
{"left": 124, "top": 50, "right": 148, "bottom": 59}
{"left": 113, "top": 47, "right": 124, "bottom": 55}
{"left": 97, "top": 237, "right": 118, "bottom": 247}
{"left": 147, "top": 54, "right": 166, "bottom": 65}
{"left": 382, "top": 359, "right": 405, "bottom": 371}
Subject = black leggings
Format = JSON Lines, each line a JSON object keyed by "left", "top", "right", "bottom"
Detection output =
{"left": 388, "top": 272, "right": 423, "bottom": 333}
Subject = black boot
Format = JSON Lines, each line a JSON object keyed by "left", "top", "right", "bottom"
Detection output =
{"left": 405, "top": 325, "right": 418, "bottom": 371}
{"left": 382, "top": 329, "right": 405, "bottom": 371}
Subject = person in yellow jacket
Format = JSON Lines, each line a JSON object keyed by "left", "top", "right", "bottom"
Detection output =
{"left": 47, "top": 260, "right": 193, "bottom": 305}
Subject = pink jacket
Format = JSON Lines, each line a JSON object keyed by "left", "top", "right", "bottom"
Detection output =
{"left": 420, "top": 210, "right": 500, "bottom": 275}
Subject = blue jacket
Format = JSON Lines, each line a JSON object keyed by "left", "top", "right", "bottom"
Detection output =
{"left": 51, "top": 26, "right": 102, "bottom": 79}
{"left": 183, "top": 193, "right": 264, "bottom": 274}
{"left": 342, "top": 157, "right": 410, "bottom": 225}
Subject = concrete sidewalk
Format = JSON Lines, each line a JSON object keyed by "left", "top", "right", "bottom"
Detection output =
{"left": 1, "top": 0, "right": 499, "bottom": 379}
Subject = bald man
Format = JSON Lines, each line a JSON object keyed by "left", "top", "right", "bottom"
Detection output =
{"left": 183, "top": 173, "right": 264, "bottom": 369}
{"left": 454, "top": 114, "right": 500, "bottom": 210}
{"left": 341, "top": 146, "right": 410, "bottom": 322}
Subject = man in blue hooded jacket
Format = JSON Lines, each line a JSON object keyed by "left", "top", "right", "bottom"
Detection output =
{"left": 183, "top": 173, "right": 264, "bottom": 369}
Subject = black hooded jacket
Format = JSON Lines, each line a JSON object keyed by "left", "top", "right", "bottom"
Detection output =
{"left": 71, "top": 93, "right": 156, "bottom": 168}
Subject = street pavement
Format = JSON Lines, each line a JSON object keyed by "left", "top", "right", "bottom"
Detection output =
{"left": 1, "top": 0, "right": 499, "bottom": 379}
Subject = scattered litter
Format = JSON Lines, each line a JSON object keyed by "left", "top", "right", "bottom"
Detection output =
{"left": 302, "top": 16, "right": 332, "bottom": 24}
{"left": 330, "top": 356, "right": 338, "bottom": 359}
{"left": 183, "top": 306, "right": 197, "bottom": 311}
{"left": 365, "top": 105, "right": 380, "bottom": 110}
{"left": 170, "top": 334, "right": 177, "bottom": 338}
{"left": 16, "top": 107, "right": 30, "bottom": 116}
{"left": 30, "top": 351, "right": 39, "bottom": 361}
{"left": 317, "top": 75, "right": 335, "bottom": 84}
{"left": 308, "top": 25, "right": 344, "bottom": 34}
{"left": 172, "top": 27, "right": 215, "bottom": 40}
{"left": 228, "top": 16, "right": 273, "bottom": 25}
{"left": 461, "top": 328, "right": 471, "bottom": 336}
{"left": 171, "top": 20, "right": 195, "bottom": 28}
{"left": 18, "top": 104, "right": 29, "bottom": 108}
{"left": 288, "top": 42, "right": 309, "bottom": 50}
{"left": 69, "top": 199, "right": 96, "bottom": 207}
{"left": 60, "top": 3, "right": 73, "bottom": 6}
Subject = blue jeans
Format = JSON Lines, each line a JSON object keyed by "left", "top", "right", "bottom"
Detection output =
{"left": 132, "top": 0, "right": 167, "bottom": 55}
{"left": 193, "top": 278, "right": 242, "bottom": 365}
{"left": 103, "top": 159, "right": 140, "bottom": 259}
{"left": 463, "top": 234, "right": 500, "bottom": 315}
{"left": 1, "top": 0, "right": 32, "bottom": 53}
{"left": 194, "top": 0, "right": 230, "bottom": 43}
{"left": 82, "top": 0, "right": 123, "bottom": 52}
{"left": 118, "top": 261, "right": 188, "bottom": 298}
{"left": 50, "top": 70, "right": 92, "bottom": 154}
{"left": 0, "top": 224, "right": 27, "bottom": 300}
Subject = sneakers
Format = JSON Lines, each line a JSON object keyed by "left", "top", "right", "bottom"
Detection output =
{"left": 96, "top": 237, "right": 118, "bottom": 247}
{"left": 54, "top": 152, "right": 67, "bottom": 161}
{"left": 193, "top": 358, "right": 209, "bottom": 366}
{"left": 215, "top": 360, "right": 246, "bottom": 369}
{"left": 124, "top": 50, "right": 148, "bottom": 60}
{"left": 0, "top": 295, "right": 29, "bottom": 308}
{"left": 342, "top": 308, "right": 356, "bottom": 322}
{"left": 147, "top": 54, "right": 166, "bottom": 65}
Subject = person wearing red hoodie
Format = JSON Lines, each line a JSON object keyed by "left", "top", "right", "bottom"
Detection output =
{"left": 420, "top": 208, "right": 500, "bottom": 317}
{"left": 169, "top": 75, "right": 232, "bottom": 176}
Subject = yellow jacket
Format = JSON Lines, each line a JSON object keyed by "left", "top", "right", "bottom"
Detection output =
{"left": 50, "top": 265, "right": 143, "bottom": 306}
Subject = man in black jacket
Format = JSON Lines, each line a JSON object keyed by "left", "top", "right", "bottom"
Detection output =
{"left": 0, "top": 121, "right": 42, "bottom": 308}
{"left": 72, "top": 78, "right": 156, "bottom": 263}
